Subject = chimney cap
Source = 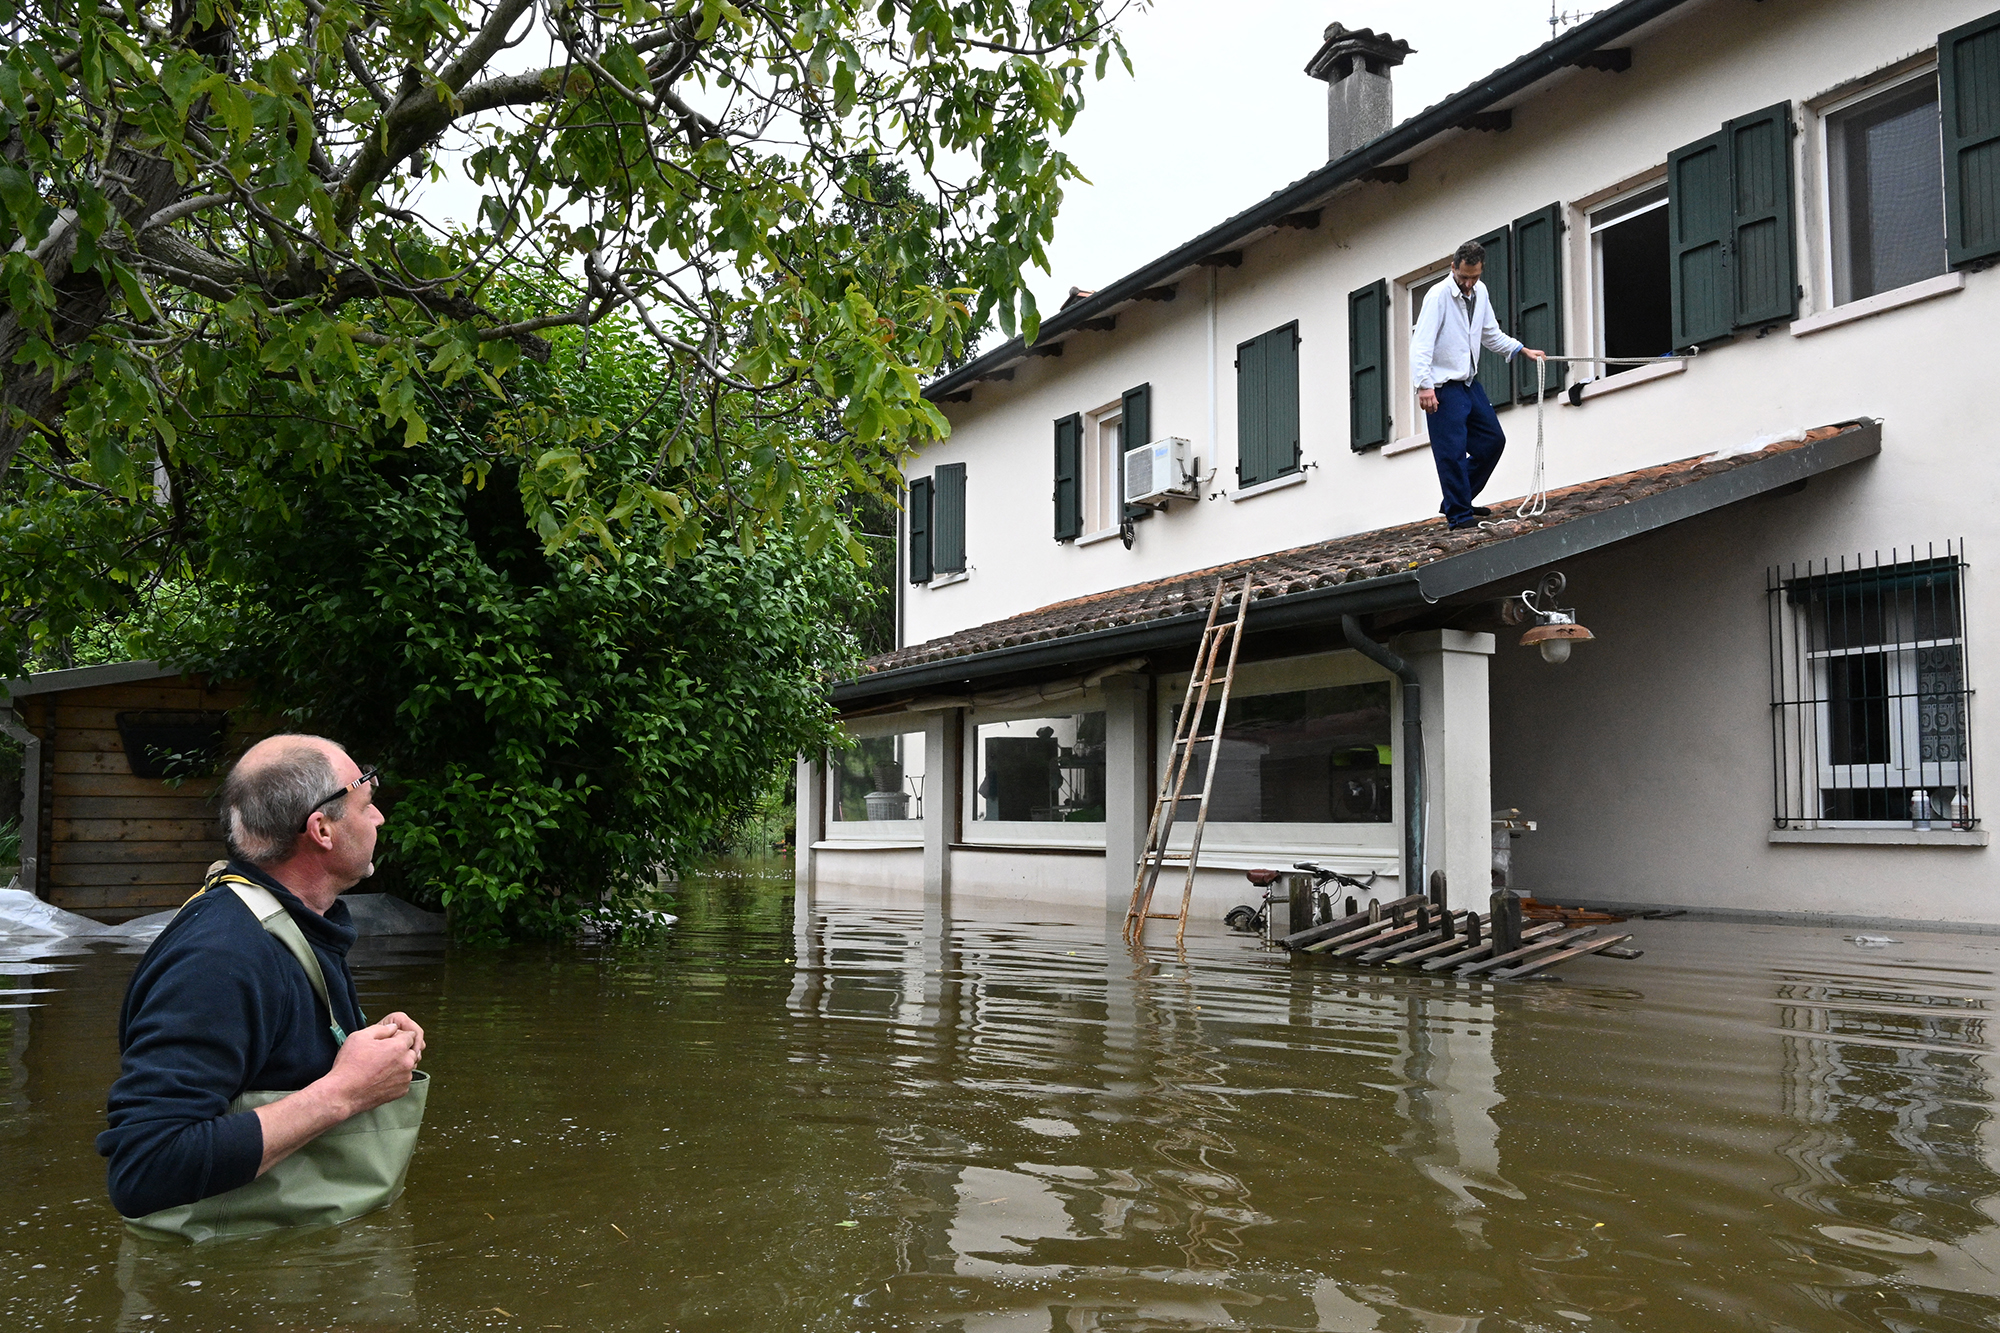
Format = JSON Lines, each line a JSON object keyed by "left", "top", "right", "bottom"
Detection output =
{"left": 1306, "top": 23, "right": 1414, "bottom": 83}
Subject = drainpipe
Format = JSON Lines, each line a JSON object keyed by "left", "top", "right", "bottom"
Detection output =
{"left": 1340, "top": 615, "right": 1424, "bottom": 898}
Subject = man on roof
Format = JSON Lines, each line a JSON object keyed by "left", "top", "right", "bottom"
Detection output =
{"left": 1411, "top": 239, "right": 1546, "bottom": 529}
{"left": 99, "top": 735, "right": 428, "bottom": 1239}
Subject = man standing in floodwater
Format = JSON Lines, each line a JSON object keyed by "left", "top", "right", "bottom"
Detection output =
{"left": 1411, "top": 238, "right": 1547, "bottom": 529}
{"left": 99, "top": 735, "right": 428, "bottom": 1238}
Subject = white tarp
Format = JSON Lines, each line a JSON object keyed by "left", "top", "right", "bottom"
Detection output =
{"left": 0, "top": 883, "right": 445, "bottom": 943}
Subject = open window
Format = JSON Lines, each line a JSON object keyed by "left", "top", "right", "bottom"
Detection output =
{"left": 1589, "top": 183, "right": 1673, "bottom": 361}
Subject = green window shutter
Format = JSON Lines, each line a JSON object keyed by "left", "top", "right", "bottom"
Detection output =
{"left": 1120, "top": 385, "right": 1153, "bottom": 521}
{"left": 933, "top": 462, "right": 966, "bottom": 574}
{"left": 1235, "top": 331, "right": 1271, "bottom": 486}
{"left": 1942, "top": 9, "right": 2000, "bottom": 267}
{"left": 1268, "top": 323, "right": 1301, "bottom": 477}
{"left": 1473, "top": 224, "right": 1514, "bottom": 409}
{"left": 1726, "top": 102, "right": 1798, "bottom": 328}
{"left": 907, "top": 475, "right": 933, "bottom": 584}
{"left": 1348, "top": 283, "right": 1389, "bottom": 451}
{"left": 1052, "top": 414, "right": 1081, "bottom": 542}
{"left": 1510, "top": 203, "right": 1565, "bottom": 402}
{"left": 1668, "top": 129, "right": 1732, "bottom": 347}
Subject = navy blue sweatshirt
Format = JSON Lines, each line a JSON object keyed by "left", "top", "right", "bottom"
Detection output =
{"left": 97, "top": 863, "right": 368, "bottom": 1218}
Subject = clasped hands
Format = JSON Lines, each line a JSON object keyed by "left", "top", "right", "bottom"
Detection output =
{"left": 326, "top": 1012, "right": 425, "bottom": 1117}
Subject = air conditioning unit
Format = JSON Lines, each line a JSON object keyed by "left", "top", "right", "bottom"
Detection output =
{"left": 1124, "top": 437, "right": 1195, "bottom": 505}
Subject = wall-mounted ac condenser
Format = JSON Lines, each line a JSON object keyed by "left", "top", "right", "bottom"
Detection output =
{"left": 1123, "top": 437, "right": 1195, "bottom": 505}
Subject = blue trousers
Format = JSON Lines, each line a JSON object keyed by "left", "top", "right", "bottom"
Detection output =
{"left": 1428, "top": 380, "right": 1506, "bottom": 526}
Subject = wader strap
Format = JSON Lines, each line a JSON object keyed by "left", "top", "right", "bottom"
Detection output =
{"left": 204, "top": 874, "right": 349, "bottom": 1045}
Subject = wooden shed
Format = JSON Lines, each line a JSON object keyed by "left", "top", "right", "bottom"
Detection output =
{"left": 3, "top": 661, "right": 266, "bottom": 922}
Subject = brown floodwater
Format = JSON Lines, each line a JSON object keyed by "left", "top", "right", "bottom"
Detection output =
{"left": 5, "top": 865, "right": 2000, "bottom": 1331}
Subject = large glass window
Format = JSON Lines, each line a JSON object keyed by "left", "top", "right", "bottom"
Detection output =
{"left": 1828, "top": 76, "right": 1946, "bottom": 305}
{"left": 1590, "top": 184, "right": 1672, "bottom": 360}
{"left": 832, "top": 731, "right": 925, "bottom": 823}
{"left": 1178, "top": 683, "right": 1393, "bottom": 823}
{"left": 973, "top": 712, "right": 1105, "bottom": 823}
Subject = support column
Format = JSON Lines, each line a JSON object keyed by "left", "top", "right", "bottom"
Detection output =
{"left": 792, "top": 751, "right": 824, "bottom": 897}
{"left": 922, "top": 708, "right": 962, "bottom": 909}
{"left": 1101, "top": 674, "right": 1152, "bottom": 918}
{"left": 1394, "top": 630, "right": 1495, "bottom": 915}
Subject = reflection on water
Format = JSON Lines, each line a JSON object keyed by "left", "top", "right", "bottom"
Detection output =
{"left": 4, "top": 872, "right": 2000, "bottom": 1330}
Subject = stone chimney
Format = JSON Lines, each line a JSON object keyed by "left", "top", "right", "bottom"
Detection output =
{"left": 1305, "top": 23, "right": 1415, "bottom": 162}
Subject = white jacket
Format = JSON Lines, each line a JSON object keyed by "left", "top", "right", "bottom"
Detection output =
{"left": 1411, "top": 278, "right": 1522, "bottom": 389}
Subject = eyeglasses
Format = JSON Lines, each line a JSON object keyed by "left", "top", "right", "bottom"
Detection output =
{"left": 300, "top": 767, "right": 379, "bottom": 833}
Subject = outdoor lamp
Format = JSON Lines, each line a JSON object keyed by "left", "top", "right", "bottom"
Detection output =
{"left": 1505, "top": 572, "right": 1595, "bottom": 664}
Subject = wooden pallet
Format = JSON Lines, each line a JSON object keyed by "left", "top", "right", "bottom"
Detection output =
{"left": 1277, "top": 892, "right": 1642, "bottom": 981}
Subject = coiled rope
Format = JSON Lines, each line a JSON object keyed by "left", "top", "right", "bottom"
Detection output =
{"left": 1507, "top": 353, "right": 1698, "bottom": 523}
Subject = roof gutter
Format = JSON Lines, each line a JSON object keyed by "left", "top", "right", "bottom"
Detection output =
{"left": 831, "top": 570, "right": 1426, "bottom": 708}
{"left": 927, "top": 0, "right": 1699, "bottom": 401}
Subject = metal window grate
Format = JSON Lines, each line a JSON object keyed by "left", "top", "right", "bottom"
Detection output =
{"left": 1767, "top": 543, "right": 1974, "bottom": 829}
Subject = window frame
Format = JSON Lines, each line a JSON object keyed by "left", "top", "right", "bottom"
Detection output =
{"left": 959, "top": 691, "right": 1110, "bottom": 849}
{"left": 1153, "top": 650, "right": 1402, "bottom": 860}
{"left": 1768, "top": 548, "right": 1976, "bottom": 832}
{"left": 1386, "top": 258, "right": 1451, "bottom": 453}
{"left": 1813, "top": 60, "right": 1947, "bottom": 311}
{"left": 825, "top": 714, "right": 930, "bottom": 841}
{"left": 1081, "top": 397, "right": 1124, "bottom": 541}
{"left": 1585, "top": 178, "right": 1670, "bottom": 369}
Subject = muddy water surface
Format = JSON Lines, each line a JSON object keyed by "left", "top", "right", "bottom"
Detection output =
{"left": 5, "top": 868, "right": 2000, "bottom": 1331}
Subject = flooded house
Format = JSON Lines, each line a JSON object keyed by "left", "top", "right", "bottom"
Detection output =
{"left": 801, "top": 0, "right": 2000, "bottom": 932}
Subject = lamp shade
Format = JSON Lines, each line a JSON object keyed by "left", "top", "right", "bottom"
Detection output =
{"left": 1520, "top": 622, "right": 1593, "bottom": 664}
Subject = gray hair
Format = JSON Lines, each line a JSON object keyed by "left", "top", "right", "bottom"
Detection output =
{"left": 219, "top": 737, "right": 345, "bottom": 865}
{"left": 1452, "top": 239, "right": 1486, "bottom": 269}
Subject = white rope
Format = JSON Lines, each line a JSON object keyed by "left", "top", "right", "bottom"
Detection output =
{"left": 1518, "top": 355, "right": 1549, "bottom": 519}
{"left": 1506, "top": 353, "right": 1696, "bottom": 524}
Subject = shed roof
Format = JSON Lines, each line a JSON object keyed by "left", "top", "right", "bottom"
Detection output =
{"left": 834, "top": 419, "right": 1880, "bottom": 708}
{"left": 3, "top": 660, "right": 180, "bottom": 701}
{"left": 926, "top": 0, "right": 1699, "bottom": 403}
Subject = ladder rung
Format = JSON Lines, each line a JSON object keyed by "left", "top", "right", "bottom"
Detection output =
{"left": 1172, "top": 733, "right": 1221, "bottom": 747}
{"left": 1146, "top": 913, "right": 1182, "bottom": 919}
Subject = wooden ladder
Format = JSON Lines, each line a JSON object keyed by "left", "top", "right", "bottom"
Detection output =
{"left": 1123, "top": 573, "right": 1254, "bottom": 947}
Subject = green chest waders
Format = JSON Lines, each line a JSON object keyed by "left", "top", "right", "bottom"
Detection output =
{"left": 123, "top": 877, "right": 430, "bottom": 1244}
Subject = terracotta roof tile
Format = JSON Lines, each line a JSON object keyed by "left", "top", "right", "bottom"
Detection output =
{"left": 861, "top": 426, "right": 1856, "bottom": 676}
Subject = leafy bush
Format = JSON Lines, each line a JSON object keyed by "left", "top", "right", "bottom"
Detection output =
{"left": 120, "top": 295, "right": 862, "bottom": 941}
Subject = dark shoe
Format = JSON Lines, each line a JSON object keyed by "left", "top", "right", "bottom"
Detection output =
{"left": 1447, "top": 517, "right": 1482, "bottom": 530}
{"left": 1438, "top": 504, "right": 1494, "bottom": 517}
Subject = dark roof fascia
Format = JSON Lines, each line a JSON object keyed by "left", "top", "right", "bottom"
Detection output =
{"left": 3, "top": 659, "right": 176, "bottom": 702}
{"left": 831, "top": 572, "right": 1426, "bottom": 707}
{"left": 925, "top": 0, "right": 1700, "bottom": 402}
{"left": 1413, "top": 420, "right": 1882, "bottom": 602}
